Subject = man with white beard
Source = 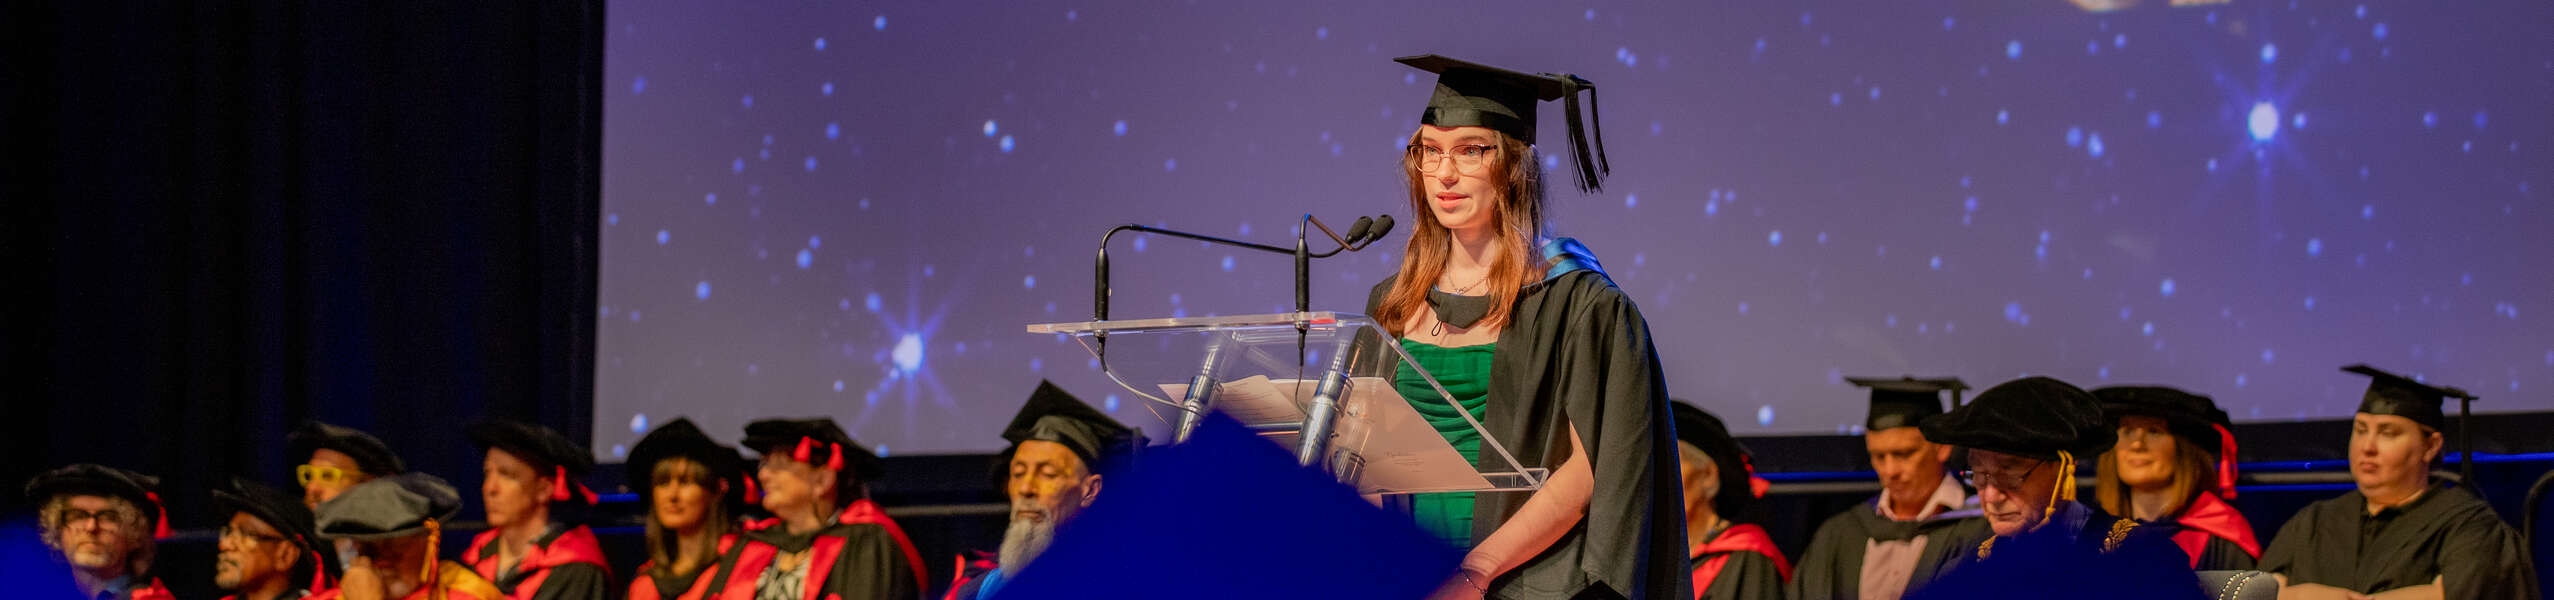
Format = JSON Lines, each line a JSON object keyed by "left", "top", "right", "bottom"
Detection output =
{"left": 25, "top": 464, "right": 175, "bottom": 600}
{"left": 944, "top": 381, "right": 1142, "bottom": 600}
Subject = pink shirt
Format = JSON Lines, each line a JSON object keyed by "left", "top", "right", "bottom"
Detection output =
{"left": 1859, "top": 475, "right": 1968, "bottom": 600}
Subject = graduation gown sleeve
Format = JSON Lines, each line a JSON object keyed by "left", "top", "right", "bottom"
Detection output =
{"left": 2253, "top": 499, "right": 2320, "bottom": 578}
{"left": 526, "top": 563, "right": 613, "bottom": 600}
{"left": 1699, "top": 552, "right": 1785, "bottom": 600}
{"left": 2188, "top": 535, "right": 2256, "bottom": 572}
{"left": 1788, "top": 510, "right": 1866, "bottom": 600}
{"left": 1485, "top": 269, "right": 1687, "bottom": 600}
{"left": 817, "top": 524, "right": 925, "bottom": 600}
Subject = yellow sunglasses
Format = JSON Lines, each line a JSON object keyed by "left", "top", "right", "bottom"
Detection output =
{"left": 296, "top": 464, "right": 352, "bottom": 487}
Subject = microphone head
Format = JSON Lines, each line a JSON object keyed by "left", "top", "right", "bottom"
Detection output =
{"left": 1367, "top": 215, "right": 1395, "bottom": 241}
{"left": 1343, "top": 217, "right": 1373, "bottom": 244}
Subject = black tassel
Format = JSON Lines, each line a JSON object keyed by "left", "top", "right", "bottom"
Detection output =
{"left": 1554, "top": 74, "right": 1606, "bottom": 193}
{"left": 1586, "top": 83, "right": 1610, "bottom": 176}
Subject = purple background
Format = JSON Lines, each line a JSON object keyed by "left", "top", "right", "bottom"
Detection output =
{"left": 596, "top": 1, "right": 2552, "bottom": 458}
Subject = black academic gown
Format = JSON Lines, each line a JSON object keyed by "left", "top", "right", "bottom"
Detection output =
{"left": 2257, "top": 482, "right": 2539, "bottom": 599}
{"left": 1788, "top": 499, "right": 1990, "bottom": 600}
{"left": 703, "top": 500, "right": 927, "bottom": 600}
{"left": 1907, "top": 501, "right": 2203, "bottom": 600}
{"left": 1367, "top": 238, "right": 1687, "bottom": 600}
{"left": 2183, "top": 535, "right": 2257, "bottom": 572}
{"left": 1698, "top": 552, "right": 1783, "bottom": 600}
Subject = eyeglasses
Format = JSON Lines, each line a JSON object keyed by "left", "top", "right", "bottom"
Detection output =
{"left": 1406, "top": 144, "right": 1498, "bottom": 175}
{"left": 1958, "top": 459, "right": 2047, "bottom": 492}
{"left": 219, "top": 525, "right": 289, "bottom": 546}
{"left": 58, "top": 508, "right": 128, "bottom": 532}
{"left": 296, "top": 464, "right": 352, "bottom": 488}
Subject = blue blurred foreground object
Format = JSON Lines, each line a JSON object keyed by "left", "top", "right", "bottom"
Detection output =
{"left": 991, "top": 411, "right": 1461, "bottom": 600}
{"left": 0, "top": 517, "right": 82, "bottom": 599}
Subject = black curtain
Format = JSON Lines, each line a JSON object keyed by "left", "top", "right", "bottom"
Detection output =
{"left": 6, "top": 0, "right": 601, "bottom": 541}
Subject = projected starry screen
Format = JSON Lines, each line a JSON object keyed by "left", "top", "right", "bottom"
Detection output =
{"left": 596, "top": 1, "right": 2552, "bottom": 458}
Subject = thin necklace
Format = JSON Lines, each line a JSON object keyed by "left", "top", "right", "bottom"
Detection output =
{"left": 1438, "top": 273, "right": 1488, "bottom": 295}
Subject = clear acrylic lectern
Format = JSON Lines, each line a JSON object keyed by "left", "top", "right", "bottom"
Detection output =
{"left": 1028, "top": 312, "right": 1545, "bottom": 495}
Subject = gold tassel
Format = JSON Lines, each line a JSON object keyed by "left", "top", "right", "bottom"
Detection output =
{"left": 423, "top": 518, "right": 441, "bottom": 595}
{"left": 2044, "top": 450, "right": 2076, "bottom": 523}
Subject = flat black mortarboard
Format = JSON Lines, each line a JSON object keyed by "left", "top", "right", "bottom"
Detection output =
{"left": 1844, "top": 376, "right": 1967, "bottom": 431}
{"left": 287, "top": 421, "right": 407, "bottom": 476}
{"left": 213, "top": 477, "right": 340, "bottom": 587}
{"left": 626, "top": 418, "right": 748, "bottom": 514}
{"left": 1395, "top": 54, "right": 1610, "bottom": 192}
{"left": 1001, "top": 380, "right": 1143, "bottom": 470}
{"left": 2342, "top": 364, "right": 2479, "bottom": 483}
{"left": 1670, "top": 401, "right": 1760, "bottom": 518}
{"left": 313, "top": 473, "right": 462, "bottom": 542}
{"left": 742, "top": 417, "right": 886, "bottom": 484}
{"left": 467, "top": 419, "right": 599, "bottom": 504}
{"left": 2342, "top": 364, "right": 2469, "bottom": 430}
{"left": 22, "top": 464, "right": 169, "bottom": 538}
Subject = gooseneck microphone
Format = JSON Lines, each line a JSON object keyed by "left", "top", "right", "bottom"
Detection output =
{"left": 1090, "top": 214, "right": 1396, "bottom": 356}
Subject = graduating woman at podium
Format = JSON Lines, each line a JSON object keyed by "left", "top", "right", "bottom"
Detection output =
{"left": 1365, "top": 54, "right": 1686, "bottom": 600}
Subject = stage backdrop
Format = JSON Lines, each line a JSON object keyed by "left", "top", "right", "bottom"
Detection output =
{"left": 596, "top": 0, "right": 2552, "bottom": 458}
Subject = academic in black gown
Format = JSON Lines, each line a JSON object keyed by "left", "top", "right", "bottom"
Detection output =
{"left": 1789, "top": 496, "right": 1989, "bottom": 600}
{"left": 2257, "top": 483, "right": 2539, "bottom": 599}
{"left": 2255, "top": 364, "right": 2541, "bottom": 599}
{"left": 1365, "top": 237, "right": 1686, "bottom": 600}
{"left": 1793, "top": 376, "right": 1989, "bottom": 600}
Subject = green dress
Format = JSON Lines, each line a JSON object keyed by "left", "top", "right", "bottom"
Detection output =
{"left": 1393, "top": 338, "right": 1495, "bottom": 548}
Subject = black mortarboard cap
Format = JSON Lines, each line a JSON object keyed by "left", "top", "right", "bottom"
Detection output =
{"left": 1002, "top": 380, "right": 1143, "bottom": 470}
{"left": 1395, "top": 54, "right": 1610, "bottom": 192}
{"left": 287, "top": 421, "right": 407, "bottom": 476}
{"left": 23, "top": 464, "right": 165, "bottom": 535}
{"left": 313, "top": 473, "right": 461, "bottom": 541}
{"left": 1919, "top": 376, "right": 2115, "bottom": 461}
{"left": 212, "top": 477, "right": 340, "bottom": 580}
{"left": 626, "top": 418, "right": 747, "bottom": 513}
{"left": 1845, "top": 376, "right": 1966, "bottom": 431}
{"left": 742, "top": 417, "right": 885, "bottom": 483}
{"left": 1670, "top": 401, "right": 1758, "bottom": 518}
{"left": 2342, "top": 364, "right": 2470, "bottom": 431}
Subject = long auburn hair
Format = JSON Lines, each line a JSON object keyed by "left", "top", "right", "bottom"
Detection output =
{"left": 1375, "top": 128, "right": 1547, "bottom": 337}
{"left": 643, "top": 457, "right": 733, "bottom": 580}
{"left": 2093, "top": 435, "right": 2218, "bottom": 519}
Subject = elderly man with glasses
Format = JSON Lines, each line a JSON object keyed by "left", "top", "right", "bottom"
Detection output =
{"left": 1901, "top": 377, "right": 2202, "bottom": 600}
